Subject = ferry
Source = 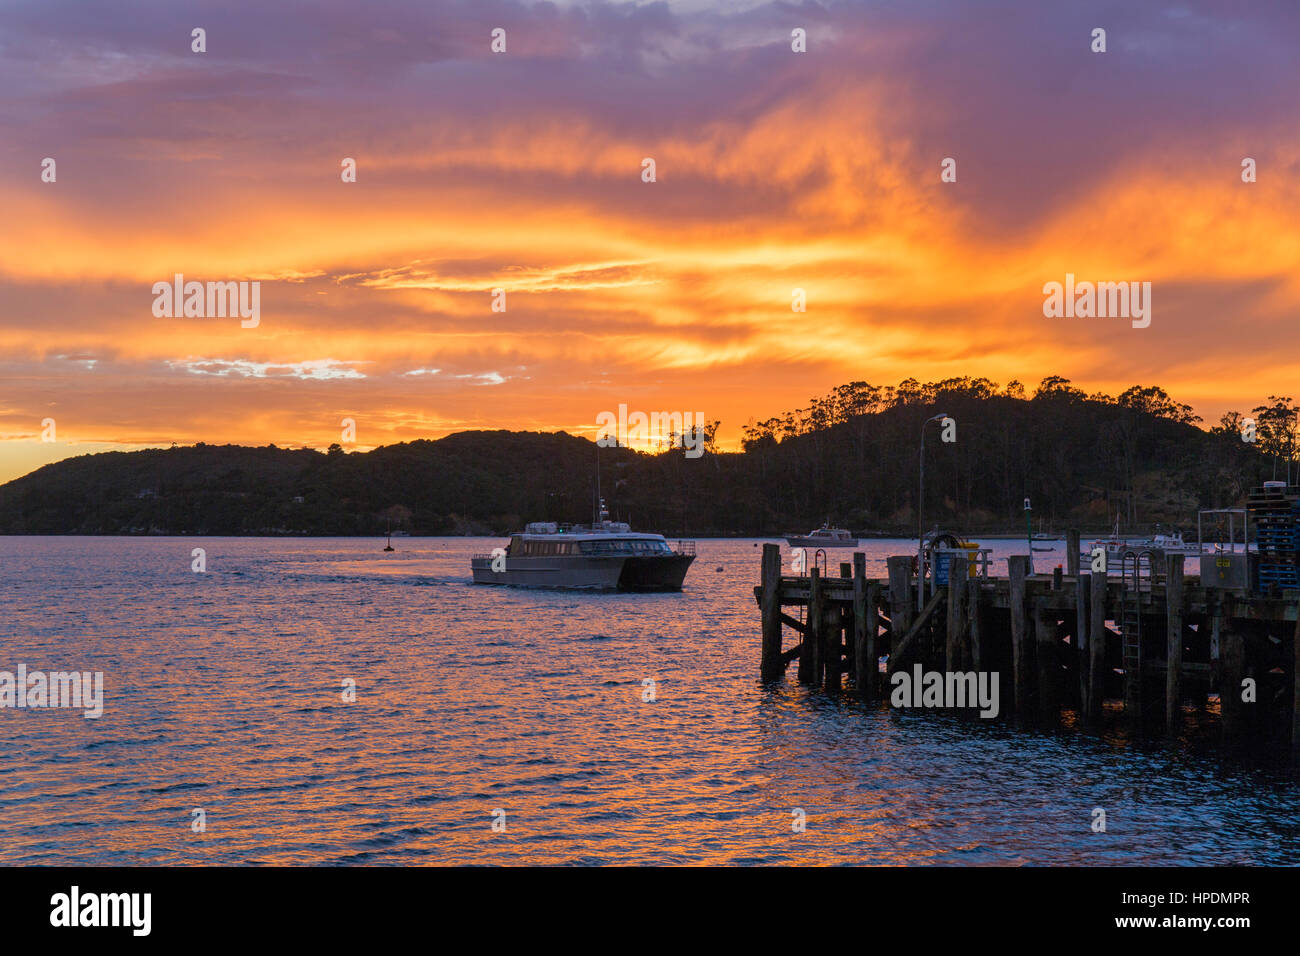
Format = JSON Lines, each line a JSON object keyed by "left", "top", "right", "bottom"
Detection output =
{"left": 785, "top": 525, "right": 858, "bottom": 549}
{"left": 470, "top": 502, "right": 695, "bottom": 591}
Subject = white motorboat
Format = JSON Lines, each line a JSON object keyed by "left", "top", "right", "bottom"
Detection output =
{"left": 1089, "top": 529, "right": 1201, "bottom": 561}
{"left": 785, "top": 525, "right": 858, "bottom": 549}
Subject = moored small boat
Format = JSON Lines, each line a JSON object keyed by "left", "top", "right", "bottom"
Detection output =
{"left": 1089, "top": 529, "right": 1201, "bottom": 561}
{"left": 785, "top": 525, "right": 857, "bottom": 549}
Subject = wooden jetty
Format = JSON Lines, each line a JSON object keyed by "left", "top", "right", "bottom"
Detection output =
{"left": 755, "top": 532, "right": 1300, "bottom": 749}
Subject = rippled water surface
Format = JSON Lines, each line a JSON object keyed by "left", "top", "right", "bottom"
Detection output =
{"left": 2, "top": 536, "right": 1299, "bottom": 865}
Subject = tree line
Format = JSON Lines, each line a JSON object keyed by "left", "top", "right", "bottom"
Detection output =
{"left": 0, "top": 377, "right": 1288, "bottom": 536}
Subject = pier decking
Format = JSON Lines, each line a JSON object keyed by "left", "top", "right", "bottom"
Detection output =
{"left": 754, "top": 535, "right": 1300, "bottom": 748}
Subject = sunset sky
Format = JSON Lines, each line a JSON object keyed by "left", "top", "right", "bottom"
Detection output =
{"left": 1, "top": 0, "right": 1298, "bottom": 484}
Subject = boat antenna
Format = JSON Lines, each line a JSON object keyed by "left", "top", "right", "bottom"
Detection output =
{"left": 1023, "top": 496, "right": 1033, "bottom": 575}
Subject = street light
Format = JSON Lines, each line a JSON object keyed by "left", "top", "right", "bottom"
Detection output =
{"left": 918, "top": 412, "right": 948, "bottom": 610}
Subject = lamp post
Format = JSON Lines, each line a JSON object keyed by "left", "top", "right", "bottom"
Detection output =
{"left": 918, "top": 412, "right": 948, "bottom": 611}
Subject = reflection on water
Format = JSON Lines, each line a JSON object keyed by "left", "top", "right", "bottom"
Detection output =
{"left": 0, "top": 536, "right": 1298, "bottom": 865}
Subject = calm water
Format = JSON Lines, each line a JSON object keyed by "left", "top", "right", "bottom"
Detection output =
{"left": 1, "top": 536, "right": 1298, "bottom": 865}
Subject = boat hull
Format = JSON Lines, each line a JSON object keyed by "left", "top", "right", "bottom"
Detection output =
{"left": 1098, "top": 543, "right": 1201, "bottom": 559}
{"left": 617, "top": 554, "right": 695, "bottom": 591}
{"left": 471, "top": 554, "right": 694, "bottom": 591}
{"left": 785, "top": 536, "right": 858, "bottom": 549}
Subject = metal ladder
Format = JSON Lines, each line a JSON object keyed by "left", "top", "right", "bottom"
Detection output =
{"left": 1119, "top": 550, "right": 1153, "bottom": 679}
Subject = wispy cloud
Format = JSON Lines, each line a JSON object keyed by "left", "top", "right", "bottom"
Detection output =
{"left": 167, "top": 358, "right": 367, "bottom": 380}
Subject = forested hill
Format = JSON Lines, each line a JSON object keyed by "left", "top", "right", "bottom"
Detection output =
{"left": 0, "top": 377, "right": 1287, "bottom": 536}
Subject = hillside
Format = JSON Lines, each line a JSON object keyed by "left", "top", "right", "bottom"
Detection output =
{"left": 0, "top": 378, "right": 1284, "bottom": 536}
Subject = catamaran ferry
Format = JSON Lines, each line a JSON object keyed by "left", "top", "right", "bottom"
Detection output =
{"left": 471, "top": 503, "right": 695, "bottom": 591}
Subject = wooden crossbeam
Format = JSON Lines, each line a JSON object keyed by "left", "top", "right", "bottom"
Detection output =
{"left": 887, "top": 589, "right": 945, "bottom": 674}
{"left": 779, "top": 612, "right": 807, "bottom": 633}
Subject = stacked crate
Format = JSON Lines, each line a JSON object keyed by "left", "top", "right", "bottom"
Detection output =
{"left": 1248, "top": 484, "right": 1300, "bottom": 590}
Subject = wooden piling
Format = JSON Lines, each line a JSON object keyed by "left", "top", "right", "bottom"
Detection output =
{"left": 1008, "top": 555, "right": 1031, "bottom": 716}
{"left": 1034, "top": 599, "right": 1059, "bottom": 723}
{"left": 1222, "top": 625, "right": 1245, "bottom": 740}
{"left": 1165, "top": 554, "right": 1184, "bottom": 735}
{"left": 806, "top": 566, "right": 824, "bottom": 686}
{"left": 866, "top": 583, "right": 881, "bottom": 697}
{"left": 1076, "top": 571, "right": 1090, "bottom": 714}
{"left": 887, "top": 556, "right": 914, "bottom": 660}
{"left": 823, "top": 602, "right": 842, "bottom": 691}
{"left": 967, "top": 577, "right": 983, "bottom": 673}
{"left": 1087, "top": 569, "right": 1106, "bottom": 722}
{"left": 1293, "top": 608, "right": 1300, "bottom": 754}
{"left": 1209, "top": 602, "right": 1223, "bottom": 708}
{"left": 852, "top": 554, "right": 871, "bottom": 700}
{"left": 840, "top": 562, "right": 852, "bottom": 579}
{"left": 945, "top": 554, "right": 968, "bottom": 672}
{"left": 760, "top": 543, "right": 784, "bottom": 680}
{"left": 1067, "top": 529, "right": 1081, "bottom": 632}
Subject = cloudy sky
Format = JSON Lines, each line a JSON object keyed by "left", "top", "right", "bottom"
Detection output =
{"left": 1, "top": 0, "right": 1297, "bottom": 482}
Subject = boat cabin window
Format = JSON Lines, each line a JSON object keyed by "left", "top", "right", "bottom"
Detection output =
{"left": 577, "top": 539, "right": 671, "bottom": 555}
{"left": 517, "top": 540, "right": 578, "bottom": 556}
{"left": 510, "top": 537, "right": 672, "bottom": 557}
